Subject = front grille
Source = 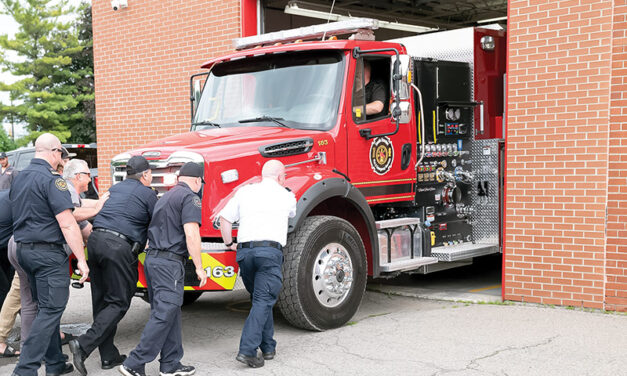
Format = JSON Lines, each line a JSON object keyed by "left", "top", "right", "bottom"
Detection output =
{"left": 259, "top": 138, "right": 313, "bottom": 158}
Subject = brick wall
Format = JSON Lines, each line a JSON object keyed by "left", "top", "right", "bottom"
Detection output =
{"left": 92, "top": 0, "right": 241, "bottom": 189}
{"left": 505, "top": 0, "right": 625, "bottom": 311}
{"left": 606, "top": 2, "right": 627, "bottom": 311}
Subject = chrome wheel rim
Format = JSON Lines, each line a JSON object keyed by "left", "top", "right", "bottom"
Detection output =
{"left": 312, "top": 242, "right": 354, "bottom": 308}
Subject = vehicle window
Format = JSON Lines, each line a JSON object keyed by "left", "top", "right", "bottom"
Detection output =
{"left": 352, "top": 57, "right": 391, "bottom": 123}
{"left": 68, "top": 148, "right": 98, "bottom": 169}
{"left": 193, "top": 50, "right": 345, "bottom": 131}
{"left": 15, "top": 151, "right": 35, "bottom": 170}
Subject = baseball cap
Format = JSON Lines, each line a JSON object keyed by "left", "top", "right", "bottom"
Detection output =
{"left": 126, "top": 155, "right": 151, "bottom": 175}
{"left": 0, "top": 152, "right": 6, "bottom": 159}
{"left": 60, "top": 147, "right": 76, "bottom": 160}
{"left": 178, "top": 162, "right": 205, "bottom": 183}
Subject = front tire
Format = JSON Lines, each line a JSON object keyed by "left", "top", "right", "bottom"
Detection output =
{"left": 278, "top": 216, "right": 367, "bottom": 331}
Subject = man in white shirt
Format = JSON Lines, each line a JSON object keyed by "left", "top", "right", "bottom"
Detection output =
{"left": 219, "top": 160, "right": 296, "bottom": 368}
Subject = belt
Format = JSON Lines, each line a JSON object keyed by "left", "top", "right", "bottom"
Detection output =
{"left": 146, "top": 250, "right": 187, "bottom": 264}
{"left": 237, "top": 241, "right": 282, "bottom": 251}
{"left": 17, "top": 242, "right": 63, "bottom": 250}
{"left": 93, "top": 228, "right": 133, "bottom": 245}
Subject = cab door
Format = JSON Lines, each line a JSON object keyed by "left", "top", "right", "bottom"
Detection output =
{"left": 347, "top": 56, "right": 416, "bottom": 204}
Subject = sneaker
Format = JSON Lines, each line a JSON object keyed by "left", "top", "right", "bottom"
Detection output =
{"left": 159, "top": 365, "right": 196, "bottom": 376}
{"left": 236, "top": 352, "right": 264, "bottom": 368}
{"left": 119, "top": 364, "right": 146, "bottom": 376}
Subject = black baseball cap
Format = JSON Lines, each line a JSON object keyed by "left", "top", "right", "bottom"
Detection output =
{"left": 126, "top": 155, "right": 151, "bottom": 175}
{"left": 0, "top": 152, "right": 6, "bottom": 159}
{"left": 179, "top": 162, "right": 205, "bottom": 183}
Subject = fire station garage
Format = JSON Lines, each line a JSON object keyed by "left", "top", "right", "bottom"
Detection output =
{"left": 91, "top": 0, "right": 626, "bottom": 313}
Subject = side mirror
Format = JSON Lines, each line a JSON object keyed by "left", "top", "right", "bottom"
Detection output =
{"left": 192, "top": 80, "right": 202, "bottom": 115}
{"left": 390, "top": 101, "right": 411, "bottom": 124}
{"left": 392, "top": 57, "right": 400, "bottom": 95}
{"left": 391, "top": 55, "right": 412, "bottom": 100}
{"left": 189, "top": 72, "right": 210, "bottom": 124}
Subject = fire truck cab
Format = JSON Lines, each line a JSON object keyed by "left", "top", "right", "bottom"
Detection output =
{"left": 101, "top": 19, "right": 506, "bottom": 331}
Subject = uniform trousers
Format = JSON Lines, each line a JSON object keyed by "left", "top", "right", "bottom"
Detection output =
{"left": 13, "top": 243, "right": 68, "bottom": 376}
{"left": 0, "top": 238, "right": 37, "bottom": 347}
{"left": 0, "top": 243, "right": 14, "bottom": 307}
{"left": 236, "top": 245, "right": 283, "bottom": 357}
{"left": 78, "top": 230, "right": 137, "bottom": 361}
{"left": 123, "top": 254, "right": 185, "bottom": 374}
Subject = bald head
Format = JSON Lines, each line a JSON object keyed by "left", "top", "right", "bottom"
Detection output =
{"left": 261, "top": 160, "right": 287, "bottom": 186}
{"left": 35, "top": 133, "right": 61, "bottom": 152}
{"left": 34, "top": 133, "right": 63, "bottom": 169}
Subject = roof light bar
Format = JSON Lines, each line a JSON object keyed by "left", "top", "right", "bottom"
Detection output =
{"left": 284, "top": 3, "right": 436, "bottom": 34}
{"left": 234, "top": 18, "right": 379, "bottom": 50}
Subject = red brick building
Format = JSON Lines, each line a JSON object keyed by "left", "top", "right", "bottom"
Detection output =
{"left": 92, "top": 0, "right": 626, "bottom": 311}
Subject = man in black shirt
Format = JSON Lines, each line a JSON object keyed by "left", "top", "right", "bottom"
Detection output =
{"left": 121, "top": 162, "right": 207, "bottom": 376}
{"left": 364, "top": 61, "right": 387, "bottom": 117}
{"left": 70, "top": 156, "right": 157, "bottom": 376}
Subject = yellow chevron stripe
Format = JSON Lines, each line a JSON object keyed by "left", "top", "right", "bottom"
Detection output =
{"left": 184, "top": 253, "right": 238, "bottom": 290}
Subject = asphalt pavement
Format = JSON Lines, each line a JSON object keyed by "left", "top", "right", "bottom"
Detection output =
{"left": 0, "top": 257, "right": 625, "bottom": 376}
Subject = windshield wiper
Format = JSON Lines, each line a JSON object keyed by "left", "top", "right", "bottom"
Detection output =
{"left": 192, "top": 120, "right": 221, "bottom": 128}
{"left": 239, "top": 115, "right": 289, "bottom": 128}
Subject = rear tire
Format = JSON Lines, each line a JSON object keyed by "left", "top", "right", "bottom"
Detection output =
{"left": 277, "top": 216, "right": 367, "bottom": 331}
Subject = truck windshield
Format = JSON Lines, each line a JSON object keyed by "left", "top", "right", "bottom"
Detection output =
{"left": 193, "top": 50, "right": 345, "bottom": 131}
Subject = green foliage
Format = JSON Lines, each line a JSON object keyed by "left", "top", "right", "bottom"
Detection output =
{"left": 0, "top": 0, "right": 95, "bottom": 144}
{"left": 0, "top": 126, "right": 16, "bottom": 151}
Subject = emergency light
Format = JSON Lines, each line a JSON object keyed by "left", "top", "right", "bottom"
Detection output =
{"left": 233, "top": 18, "right": 379, "bottom": 50}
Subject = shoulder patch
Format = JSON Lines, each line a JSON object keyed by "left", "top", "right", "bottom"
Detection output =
{"left": 55, "top": 178, "right": 68, "bottom": 191}
{"left": 192, "top": 196, "right": 202, "bottom": 208}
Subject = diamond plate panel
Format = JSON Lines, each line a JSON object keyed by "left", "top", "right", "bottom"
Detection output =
{"left": 390, "top": 28, "right": 476, "bottom": 103}
{"left": 470, "top": 139, "right": 501, "bottom": 245}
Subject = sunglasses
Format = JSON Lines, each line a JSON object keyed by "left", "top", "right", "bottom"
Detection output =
{"left": 51, "top": 148, "right": 63, "bottom": 154}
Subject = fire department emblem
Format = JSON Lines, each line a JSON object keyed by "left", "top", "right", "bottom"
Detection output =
{"left": 54, "top": 178, "right": 68, "bottom": 191}
{"left": 193, "top": 196, "right": 202, "bottom": 208}
{"left": 369, "top": 136, "right": 394, "bottom": 175}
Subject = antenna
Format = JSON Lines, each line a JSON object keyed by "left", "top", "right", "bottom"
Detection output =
{"left": 321, "top": 0, "right": 337, "bottom": 41}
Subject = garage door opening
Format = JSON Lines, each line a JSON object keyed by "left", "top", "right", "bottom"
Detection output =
{"left": 257, "top": 0, "right": 508, "bottom": 302}
{"left": 261, "top": 1, "right": 507, "bottom": 37}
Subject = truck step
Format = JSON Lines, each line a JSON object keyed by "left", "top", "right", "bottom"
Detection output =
{"left": 430, "top": 243, "right": 500, "bottom": 262}
{"left": 375, "top": 217, "right": 421, "bottom": 229}
{"left": 379, "top": 257, "right": 438, "bottom": 272}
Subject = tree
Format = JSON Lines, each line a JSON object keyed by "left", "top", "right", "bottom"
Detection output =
{"left": 67, "top": 2, "right": 94, "bottom": 143}
{"left": 0, "top": 126, "right": 15, "bottom": 151}
{"left": 0, "top": 0, "right": 95, "bottom": 145}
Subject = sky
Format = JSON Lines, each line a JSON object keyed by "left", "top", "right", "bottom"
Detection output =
{"left": 0, "top": 0, "right": 86, "bottom": 139}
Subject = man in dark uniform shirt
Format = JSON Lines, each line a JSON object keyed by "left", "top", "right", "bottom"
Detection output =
{"left": 70, "top": 156, "right": 157, "bottom": 376}
{"left": 121, "top": 162, "right": 207, "bottom": 376}
{"left": 10, "top": 133, "right": 88, "bottom": 376}
{"left": 364, "top": 61, "right": 387, "bottom": 117}
{"left": 0, "top": 152, "right": 17, "bottom": 191}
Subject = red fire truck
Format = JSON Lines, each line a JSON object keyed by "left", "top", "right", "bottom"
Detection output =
{"left": 88, "top": 19, "right": 506, "bottom": 331}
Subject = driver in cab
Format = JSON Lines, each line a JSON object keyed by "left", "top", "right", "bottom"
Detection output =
{"left": 364, "top": 61, "right": 386, "bottom": 117}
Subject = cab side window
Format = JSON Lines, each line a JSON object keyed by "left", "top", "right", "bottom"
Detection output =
{"left": 352, "top": 57, "right": 390, "bottom": 123}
